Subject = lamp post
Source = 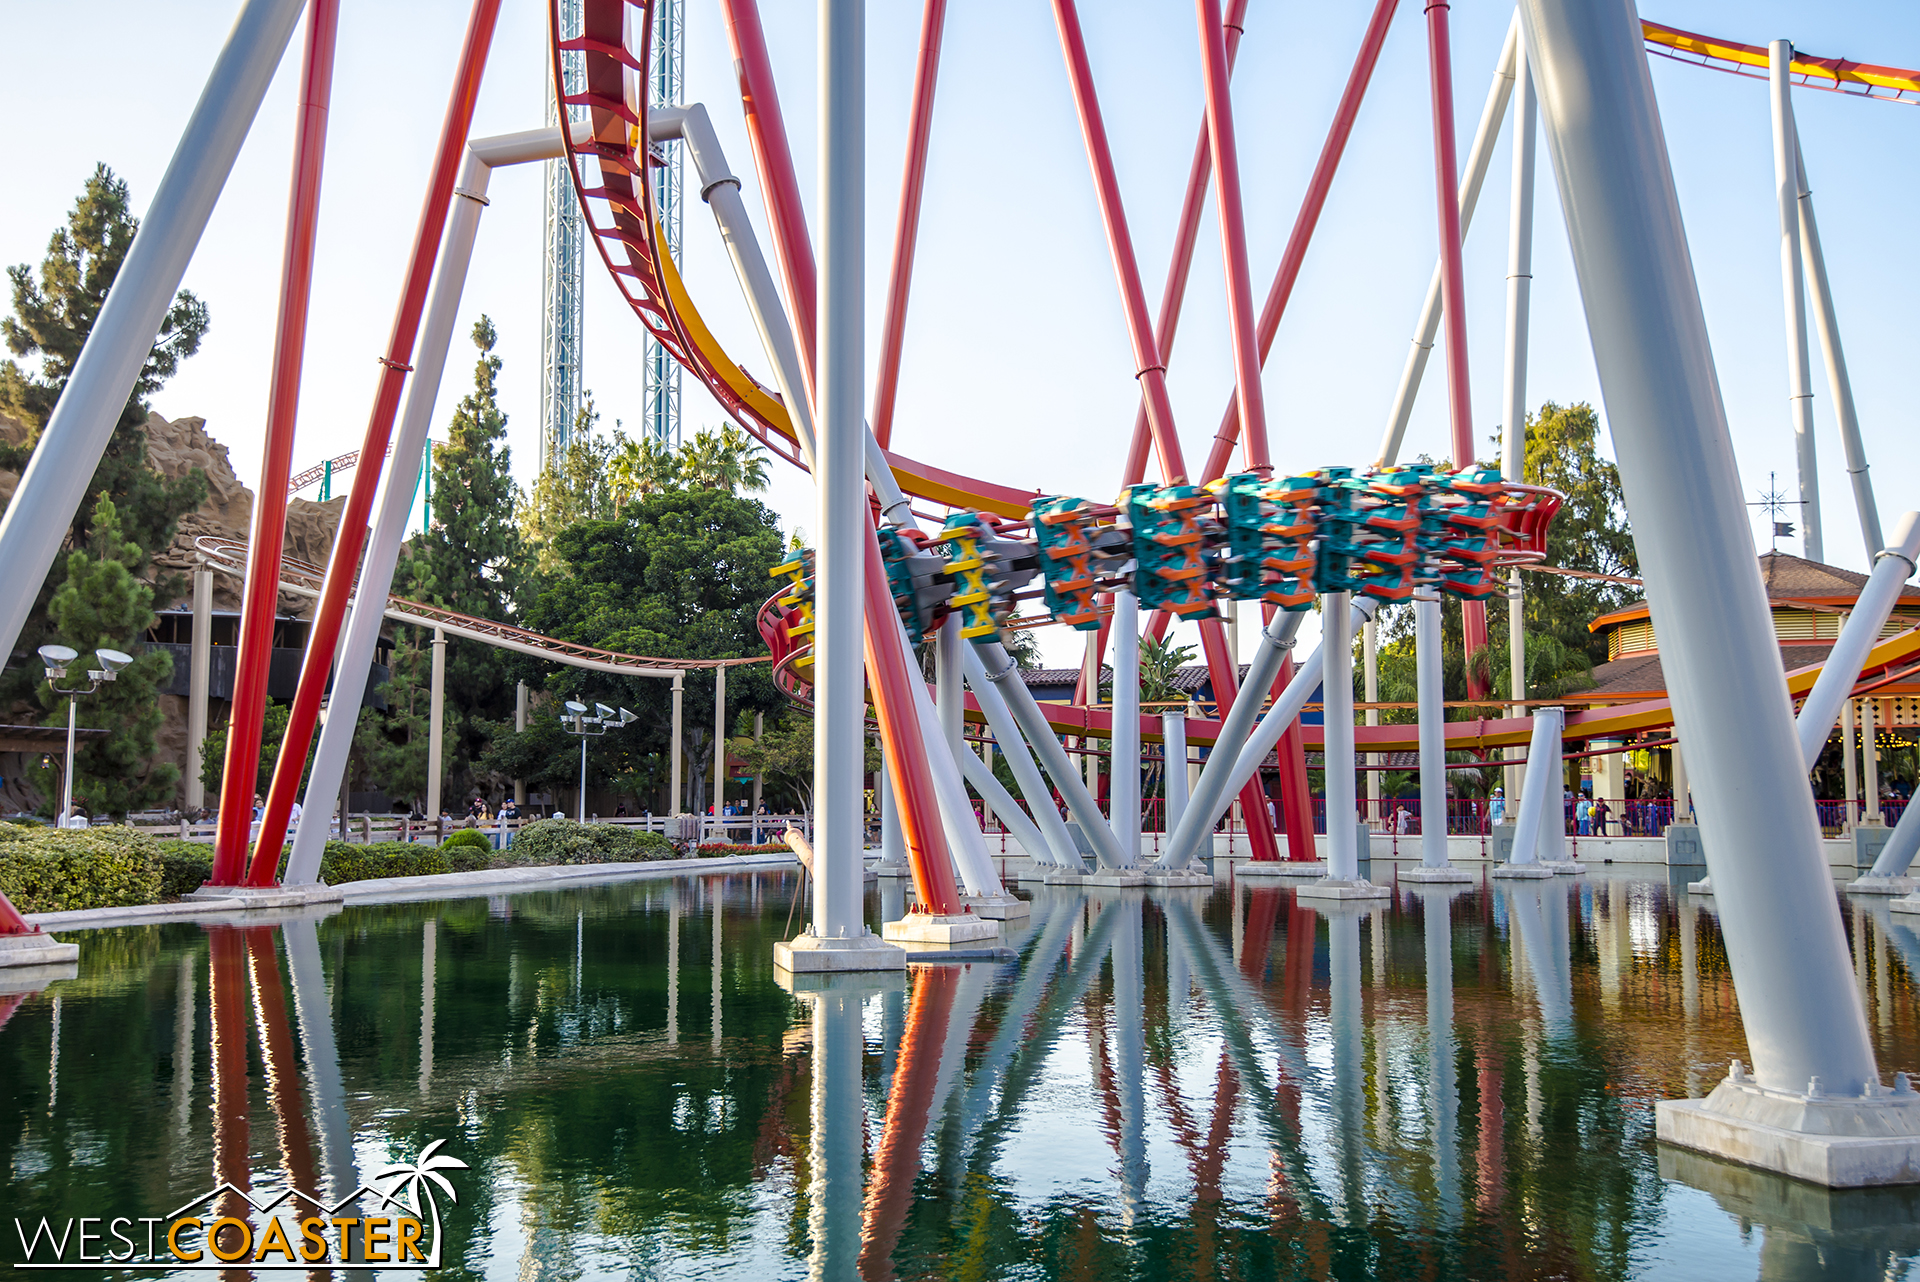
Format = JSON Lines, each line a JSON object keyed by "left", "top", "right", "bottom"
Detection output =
{"left": 38, "top": 645, "right": 133, "bottom": 827}
{"left": 559, "top": 700, "right": 637, "bottom": 821}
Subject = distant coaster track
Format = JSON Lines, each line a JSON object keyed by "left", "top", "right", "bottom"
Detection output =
{"left": 195, "top": 535, "right": 764, "bottom": 678}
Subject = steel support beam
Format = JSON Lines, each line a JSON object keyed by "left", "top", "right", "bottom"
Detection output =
{"left": 1770, "top": 41, "right": 1822, "bottom": 565}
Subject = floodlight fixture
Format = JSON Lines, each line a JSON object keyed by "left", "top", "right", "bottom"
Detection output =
{"left": 594, "top": 703, "right": 615, "bottom": 720}
{"left": 95, "top": 648, "right": 133, "bottom": 679}
{"left": 564, "top": 700, "right": 588, "bottom": 713}
{"left": 616, "top": 707, "right": 638, "bottom": 726}
{"left": 38, "top": 645, "right": 77, "bottom": 664}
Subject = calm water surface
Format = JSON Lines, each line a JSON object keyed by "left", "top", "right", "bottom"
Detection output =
{"left": 4, "top": 867, "right": 1920, "bottom": 1280}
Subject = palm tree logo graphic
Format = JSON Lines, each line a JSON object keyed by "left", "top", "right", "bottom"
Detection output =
{"left": 370, "top": 1139, "right": 469, "bottom": 1266}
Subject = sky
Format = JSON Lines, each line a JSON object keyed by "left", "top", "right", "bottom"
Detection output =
{"left": 2, "top": 0, "right": 1917, "bottom": 671}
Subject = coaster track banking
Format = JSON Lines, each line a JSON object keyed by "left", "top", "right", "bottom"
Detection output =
{"left": 554, "top": 6, "right": 1920, "bottom": 753}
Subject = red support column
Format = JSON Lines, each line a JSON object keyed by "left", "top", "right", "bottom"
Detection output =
{"left": 1049, "top": 0, "right": 1187, "bottom": 486}
{"left": 244, "top": 929, "right": 323, "bottom": 1198}
{"left": 864, "top": 523, "right": 963, "bottom": 915}
{"left": 1425, "top": 0, "right": 1490, "bottom": 696}
{"left": 1199, "top": 0, "right": 1401, "bottom": 483}
{"left": 207, "top": 0, "right": 342, "bottom": 886}
{"left": 870, "top": 0, "right": 948, "bottom": 449}
{"left": 1194, "top": 0, "right": 1271, "bottom": 475}
{"left": 245, "top": 0, "right": 503, "bottom": 886}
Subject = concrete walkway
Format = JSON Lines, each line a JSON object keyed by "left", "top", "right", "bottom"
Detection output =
{"left": 24, "top": 851, "right": 802, "bottom": 933}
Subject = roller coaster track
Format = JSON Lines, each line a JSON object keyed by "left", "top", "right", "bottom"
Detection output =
{"left": 286, "top": 444, "right": 395, "bottom": 497}
{"left": 195, "top": 536, "right": 763, "bottom": 678}
{"left": 556, "top": 5, "right": 1920, "bottom": 754}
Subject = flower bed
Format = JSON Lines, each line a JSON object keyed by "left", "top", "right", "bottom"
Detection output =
{"left": 695, "top": 842, "right": 792, "bottom": 856}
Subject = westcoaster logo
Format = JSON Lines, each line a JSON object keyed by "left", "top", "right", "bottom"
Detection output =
{"left": 12, "top": 1140, "right": 468, "bottom": 1271}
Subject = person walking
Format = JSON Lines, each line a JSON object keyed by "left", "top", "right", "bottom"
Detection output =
{"left": 497, "top": 796, "right": 519, "bottom": 849}
{"left": 1591, "top": 796, "right": 1611, "bottom": 837}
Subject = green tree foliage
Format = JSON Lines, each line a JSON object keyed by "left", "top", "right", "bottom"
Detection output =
{"left": 492, "top": 488, "right": 788, "bottom": 814}
{"left": 389, "top": 317, "right": 526, "bottom": 801}
{"left": 1360, "top": 401, "right": 1637, "bottom": 781}
{"left": 1137, "top": 635, "right": 1197, "bottom": 704}
{"left": 34, "top": 496, "right": 177, "bottom": 815}
{"left": 519, "top": 398, "right": 617, "bottom": 571}
{"left": 1, "top": 164, "right": 208, "bottom": 677}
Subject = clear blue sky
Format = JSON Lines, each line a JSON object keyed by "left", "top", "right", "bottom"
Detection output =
{"left": 2, "top": 1, "right": 1916, "bottom": 667}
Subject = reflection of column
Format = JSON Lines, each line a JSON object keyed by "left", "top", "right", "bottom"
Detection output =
{"left": 172, "top": 954, "right": 195, "bottom": 1141}
{"left": 1231, "top": 875, "right": 1246, "bottom": 966}
{"left": 1326, "top": 907, "right": 1366, "bottom": 1224}
{"left": 712, "top": 879, "right": 724, "bottom": 1051}
{"left": 860, "top": 968, "right": 957, "bottom": 1278}
{"left": 283, "top": 916, "right": 356, "bottom": 1204}
{"left": 1597, "top": 879, "right": 1625, "bottom": 1014}
{"left": 46, "top": 993, "right": 60, "bottom": 1115}
{"left": 1418, "top": 887, "right": 1463, "bottom": 1227}
{"left": 1874, "top": 911, "right": 1892, "bottom": 1032}
{"left": 667, "top": 884, "right": 680, "bottom": 1045}
{"left": 803, "top": 983, "right": 870, "bottom": 1281}
{"left": 207, "top": 929, "right": 252, "bottom": 1231}
{"left": 1509, "top": 882, "right": 1573, "bottom": 1036}
{"left": 245, "top": 928, "right": 323, "bottom": 1201}
{"left": 419, "top": 918, "right": 437, "bottom": 1093}
{"left": 1113, "top": 895, "right": 1148, "bottom": 1224}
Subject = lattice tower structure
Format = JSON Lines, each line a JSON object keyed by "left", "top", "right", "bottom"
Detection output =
{"left": 540, "top": 0, "right": 587, "bottom": 469}
{"left": 643, "top": 0, "right": 685, "bottom": 446}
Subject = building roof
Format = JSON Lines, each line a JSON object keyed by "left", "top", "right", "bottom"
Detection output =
{"left": 1590, "top": 552, "right": 1920, "bottom": 633}
{"left": 1023, "top": 663, "right": 1241, "bottom": 699}
{"left": 1587, "top": 644, "right": 1840, "bottom": 698}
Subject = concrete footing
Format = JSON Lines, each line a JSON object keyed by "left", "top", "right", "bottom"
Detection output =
{"left": 1238, "top": 860, "right": 1327, "bottom": 878}
{"left": 1295, "top": 877, "right": 1391, "bottom": 901}
{"left": 1145, "top": 870, "right": 1214, "bottom": 888}
{"left": 1892, "top": 892, "right": 1920, "bottom": 915}
{"left": 1085, "top": 870, "right": 1149, "bottom": 888}
{"left": 1656, "top": 1068, "right": 1920, "bottom": 1188}
{"left": 871, "top": 864, "right": 912, "bottom": 879}
{"left": 0, "top": 931, "right": 80, "bottom": 970}
{"left": 881, "top": 914, "right": 999, "bottom": 946}
{"left": 1491, "top": 863, "right": 1555, "bottom": 880}
{"left": 1541, "top": 861, "right": 1586, "bottom": 875}
{"left": 1399, "top": 865, "right": 1474, "bottom": 884}
{"left": 1848, "top": 875, "right": 1916, "bottom": 896}
{"left": 1690, "top": 876, "right": 1715, "bottom": 895}
{"left": 188, "top": 883, "right": 345, "bottom": 910}
{"left": 960, "top": 895, "right": 1030, "bottom": 921}
{"left": 774, "top": 931, "right": 906, "bottom": 973}
{"left": 1041, "top": 871, "right": 1088, "bottom": 886}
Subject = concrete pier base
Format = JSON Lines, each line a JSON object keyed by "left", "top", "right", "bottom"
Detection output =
{"left": 1145, "top": 870, "right": 1213, "bottom": 888}
{"left": 774, "top": 932, "right": 906, "bottom": 973}
{"left": 960, "top": 895, "right": 1030, "bottom": 921}
{"left": 1848, "top": 875, "right": 1916, "bottom": 896}
{"left": 1399, "top": 865, "right": 1474, "bottom": 884}
{"left": 1542, "top": 861, "right": 1586, "bottom": 875}
{"left": 1085, "top": 870, "right": 1149, "bottom": 889}
{"left": 1690, "top": 876, "right": 1715, "bottom": 896}
{"left": 871, "top": 864, "right": 912, "bottom": 878}
{"left": 1295, "top": 877, "right": 1391, "bottom": 901}
{"left": 1891, "top": 892, "right": 1920, "bottom": 915}
{"left": 1491, "top": 863, "right": 1555, "bottom": 880}
{"left": 0, "top": 931, "right": 80, "bottom": 970}
{"left": 1041, "top": 871, "right": 1088, "bottom": 886}
{"left": 1238, "top": 860, "right": 1327, "bottom": 878}
{"left": 189, "top": 883, "right": 345, "bottom": 910}
{"left": 1656, "top": 1067, "right": 1920, "bottom": 1188}
{"left": 881, "top": 914, "right": 998, "bottom": 946}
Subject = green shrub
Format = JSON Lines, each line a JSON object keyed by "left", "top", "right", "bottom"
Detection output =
{"left": 155, "top": 839, "right": 214, "bottom": 898}
{"left": 0, "top": 824, "right": 164, "bottom": 913}
{"left": 318, "top": 840, "right": 453, "bottom": 885}
{"left": 441, "top": 828, "right": 493, "bottom": 853}
{"left": 501, "top": 820, "right": 672, "bottom": 867}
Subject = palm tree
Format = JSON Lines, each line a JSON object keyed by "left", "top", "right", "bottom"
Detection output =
{"left": 678, "top": 425, "right": 770, "bottom": 494}
{"left": 609, "top": 434, "right": 679, "bottom": 510}
{"left": 372, "top": 1138, "right": 469, "bottom": 1259}
{"left": 1138, "top": 635, "right": 1199, "bottom": 704}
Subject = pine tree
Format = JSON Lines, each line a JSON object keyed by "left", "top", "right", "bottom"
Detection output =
{"left": 390, "top": 317, "right": 526, "bottom": 801}
{"left": 518, "top": 396, "right": 618, "bottom": 571}
{"left": 35, "top": 495, "right": 178, "bottom": 815}
{"left": 1, "top": 164, "right": 208, "bottom": 692}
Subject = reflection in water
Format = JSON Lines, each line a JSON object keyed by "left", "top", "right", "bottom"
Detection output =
{"left": 3, "top": 872, "right": 1920, "bottom": 1279}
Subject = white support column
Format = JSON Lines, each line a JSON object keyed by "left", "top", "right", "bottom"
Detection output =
{"left": 425, "top": 627, "right": 446, "bottom": 823}
{"left": 776, "top": 0, "right": 899, "bottom": 971}
{"left": 1110, "top": 590, "right": 1141, "bottom": 864}
{"left": 752, "top": 711, "right": 764, "bottom": 817}
{"left": 1297, "top": 592, "right": 1387, "bottom": 901}
{"left": 0, "top": 0, "right": 308, "bottom": 665}
{"left": 1522, "top": 0, "right": 1882, "bottom": 1106}
{"left": 185, "top": 566, "right": 214, "bottom": 813}
{"left": 1163, "top": 710, "right": 1189, "bottom": 835}
{"left": 1082, "top": 630, "right": 1101, "bottom": 803}
{"left": 1796, "top": 514, "right": 1920, "bottom": 768}
{"left": 670, "top": 672, "right": 684, "bottom": 817}
{"left": 1792, "top": 138, "right": 1882, "bottom": 557}
{"left": 964, "top": 649, "right": 1085, "bottom": 870}
{"left": 978, "top": 738, "right": 995, "bottom": 832}
{"left": 1416, "top": 594, "right": 1447, "bottom": 868}
{"left": 713, "top": 665, "right": 727, "bottom": 819}
{"left": 1502, "top": 35, "right": 1538, "bottom": 807}
{"left": 1498, "top": 705, "right": 1561, "bottom": 874}
{"left": 514, "top": 681, "right": 528, "bottom": 807}
{"left": 1363, "top": 616, "right": 1380, "bottom": 824}
{"left": 1843, "top": 698, "right": 1860, "bottom": 830}
{"left": 936, "top": 614, "right": 964, "bottom": 763}
{"left": 1863, "top": 697, "right": 1883, "bottom": 825}
{"left": 1770, "top": 40, "right": 1822, "bottom": 565}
